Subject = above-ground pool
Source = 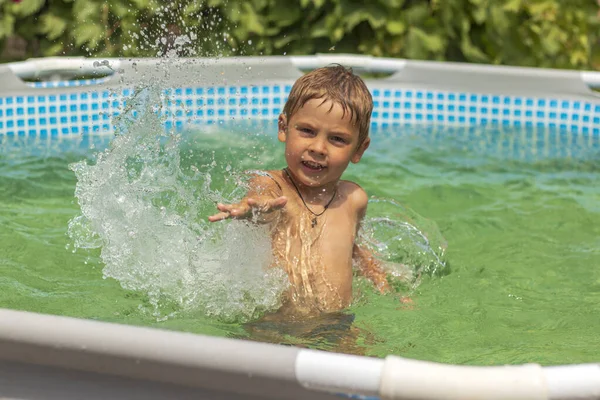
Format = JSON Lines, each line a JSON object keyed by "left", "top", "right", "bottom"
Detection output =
{"left": 0, "top": 55, "right": 599, "bottom": 399}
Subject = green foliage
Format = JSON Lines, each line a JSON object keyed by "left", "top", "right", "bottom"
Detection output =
{"left": 0, "top": 0, "right": 598, "bottom": 69}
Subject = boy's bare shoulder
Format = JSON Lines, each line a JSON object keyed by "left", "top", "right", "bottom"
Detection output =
{"left": 339, "top": 180, "right": 368, "bottom": 211}
{"left": 246, "top": 169, "right": 283, "bottom": 194}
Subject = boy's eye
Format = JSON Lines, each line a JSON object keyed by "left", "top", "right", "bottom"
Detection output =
{"left": 331, "top": 136, "right": 348, "bottom": 144}
{"left": 299, "top": 127, "right": 314, "bottom": 134}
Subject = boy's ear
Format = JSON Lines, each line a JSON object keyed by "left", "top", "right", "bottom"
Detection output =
{"left": 277, "top": 114, "right": 288, "bottom": 143}
{"left": 351, "top": 137, "right": 370, "bottom": 163}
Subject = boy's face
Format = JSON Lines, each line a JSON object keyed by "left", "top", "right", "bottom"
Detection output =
{"left": 278, "top": 98, "right": 370, "bottom": 188}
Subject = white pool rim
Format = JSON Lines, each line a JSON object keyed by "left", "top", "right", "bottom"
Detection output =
{"left": 0, "top": 308, "right": 599, "bottom": 399}
{"left": 5, "top": 54, "right": 600, "bottom": 90}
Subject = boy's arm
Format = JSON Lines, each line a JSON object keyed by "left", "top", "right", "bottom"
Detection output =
{"left": 351, "top": 185, "right": 390, "bottom": 293}
{"left": 208, "top": 173, "right": 287, "bottom": 223}
{"left": 353, "top": 243, "right": 390, "bottom": 293}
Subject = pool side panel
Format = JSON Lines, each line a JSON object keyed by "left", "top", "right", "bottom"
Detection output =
{"left": 386, "top": 59, "right": 597, "bottom": 98}
{"left": 0, "top": 308, "right": 339, "bottom": 400}
{"left": 0, "top": 360, "right": 277, "bottom": 400}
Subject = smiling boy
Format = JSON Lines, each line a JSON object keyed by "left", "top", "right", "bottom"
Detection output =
{"left": 209, "top": 65, "right": 392, "bottom": 316}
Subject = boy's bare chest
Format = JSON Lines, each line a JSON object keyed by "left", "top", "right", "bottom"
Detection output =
{"left": 270, "top": 195, "right": 359, "bottom": 307}
{"left": 275, "top": 199, "right": 358, "bottom": 257}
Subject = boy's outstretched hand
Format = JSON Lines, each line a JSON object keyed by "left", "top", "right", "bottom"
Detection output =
{"left": 208, "top": 196, "right": 287, "bottom": 223}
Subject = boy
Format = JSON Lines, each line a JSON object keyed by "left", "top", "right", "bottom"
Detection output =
{"left": 209, "top": 65, "right": 395, "bottom": 316}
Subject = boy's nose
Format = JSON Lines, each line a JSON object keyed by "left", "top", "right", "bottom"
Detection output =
{"left": 308, "top": 138, "right": 327, "bottom": 155}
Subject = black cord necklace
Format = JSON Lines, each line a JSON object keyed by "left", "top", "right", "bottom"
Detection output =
{"left": 283, "top": 168, "right": 337, "bottom": 228}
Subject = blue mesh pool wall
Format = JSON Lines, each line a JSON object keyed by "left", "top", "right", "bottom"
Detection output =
{"left": 0, "top": 56, "right": 599, "bottom": 137}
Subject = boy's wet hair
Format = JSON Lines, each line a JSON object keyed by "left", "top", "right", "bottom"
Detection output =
{"left": 282, "top": 64, "right": 373, "bottom": 146}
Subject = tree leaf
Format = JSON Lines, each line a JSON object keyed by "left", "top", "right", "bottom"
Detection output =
{"left": 44, "top": 42, "right": 65, "bottom": 56}
{"left": 130, "top": 0, "right": 151, "bottom": 10}
{"left": 385, "top": 35, "right": 404, "bottom": 55}
{"left": 404, "top": 27, "right": 445, "bottom": 59}
{"left": 339, "top": 0, "right": 387, "bottom": 31}
{"left": 403, "top": 3, "right": 431, "bottom": 25}
{"left": 460, "top": 20, "right": 489, "bottom": 62}
{"left": 207, "top": 0, "right": 223, "bottom": 7}
{"left": 10, "top": 0, "right": 45, "bottom": 17}
{"left": 251, "top": 0, "right": 269, "bottom": 11}
{"left": 184, "top": 1, "right": 204, "bottom": 16}
{"left": 309, "top": 16, "right": 329, "bottom": 38}
{"left": 0, "top": 13, "right": 15, "bottom": 38}
{"left": 312, "top": 0, "right": 327, "bottom": 9}
{"left": 73, "top": 23, "right": 104, "bottom": 47}
{"left": 286, "top": 38, "right": 315, "bottom": 54}
{"left": 73, "top": 0, "right": 100, "bottom": 22}
{"left": 488, "top": 4, "right": 510, "bottom": 34}
{"left": 386, "top": 20, "right": 405, "bottom": 35}
{"left": 471, "top": 3, "right": 487, "bottom": 25}
{"left": 268, "top": 0, "right": 301, "bottom": 28}
{"left": 110, "top": 0, "right": 130, "bottom": 18}
{"left": 332, "top": 26, "right": 344, "bottom": 42}
{"left": 274, "top": 33, "right": 298, "bottom": 48}
{"left": 364, "top": 4, "right": 387, "bottom": 29}
{"left": 503, "top": 0, "right": 522, "bottom": 13}
{"left": 39, "top": 13, "right": 68, "bottom": 40}
{"left": 222, "top": 1, "right": 242, "bottom": 23}
{"left": 527, "top": 1, "right": 556, "bottom": 18}
{"left": 240, "top": 3, "right": 265, "bottom": 35}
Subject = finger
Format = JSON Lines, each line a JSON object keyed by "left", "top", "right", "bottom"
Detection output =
{"left": 246, "top": 198, "right": 270, "bottom": 213}
{"left": 229, "top": 206, "right": 251, "bottom": 217}
{"left": 269, "top": 196, "right": 287, "bottom": 209}
{"left": 208, "top": 211, "right": 230, "bottom": 222}
{"left": 247, "top": 196, "right": 287, "bottom": 212}
{"left": 216, "top": 203, "right": 235, "bottom": 212}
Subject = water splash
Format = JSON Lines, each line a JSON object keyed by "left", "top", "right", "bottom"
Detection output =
{"left": 68, "top": 87, "right": 288, "bottom": 322}
{"left": 359, "top": 197, "right": 447, "bottom": 285}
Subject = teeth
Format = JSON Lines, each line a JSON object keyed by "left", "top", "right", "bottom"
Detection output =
{"left": 304, "top": 161, "right": 323, "bottom": 169}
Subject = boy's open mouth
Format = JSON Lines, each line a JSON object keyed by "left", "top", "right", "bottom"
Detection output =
{"left": 301, "top": 160, "right": 326, "bottom": 171}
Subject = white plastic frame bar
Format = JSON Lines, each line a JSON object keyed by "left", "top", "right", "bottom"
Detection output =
{"left": 6, "top": 55, "right": 600, "bottom": 89}
{"left": 7, "top": 57, "right": 120, "bottom": 80}
{"left": 0, "top": 308, "right": 599, "bottom": 400}
{"left": 378, "top": 356, "right": 600, "bottom": 400}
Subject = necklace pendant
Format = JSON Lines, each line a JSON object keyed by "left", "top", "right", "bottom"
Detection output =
{"left": 311, "top": 217, "right": 317, "bottom": 228}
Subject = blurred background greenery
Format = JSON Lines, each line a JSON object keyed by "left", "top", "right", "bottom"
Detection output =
{"left": 0, "top": 0, "right": 598, "bottom": 69}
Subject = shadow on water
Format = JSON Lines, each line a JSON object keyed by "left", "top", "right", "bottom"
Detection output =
{"left": 233, "top": 311, "right": 379, "bottom": 356}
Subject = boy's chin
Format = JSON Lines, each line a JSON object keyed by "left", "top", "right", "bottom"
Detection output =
{"left": 288, "top": 164, "right": 344, "bottom": 186}
{"left": 298, "top": 171, "right": 342, "bottom": 188}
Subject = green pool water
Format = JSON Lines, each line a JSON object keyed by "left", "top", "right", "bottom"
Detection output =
{"left": 1, "top": 123, "right": 599, "bottom": 366}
